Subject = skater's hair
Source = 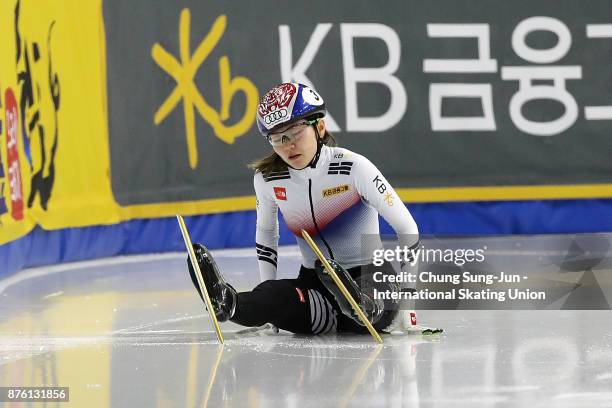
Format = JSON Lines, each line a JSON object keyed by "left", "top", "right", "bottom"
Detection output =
{"left": 248, "top": 127, "right": 336, "bottom": 175}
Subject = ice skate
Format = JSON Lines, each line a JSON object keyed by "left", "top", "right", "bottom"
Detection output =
{"left": 187, "top": 243, "right": 237, "bottom": 322}
{"left": 314, "top": 259, "right": 383, "bottom": 325}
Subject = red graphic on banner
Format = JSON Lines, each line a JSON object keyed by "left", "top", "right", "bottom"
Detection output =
{"left": 274, "top": 186, "right": 287, "bottom": 201}
{"left": 410, "top": 312, "right": 417, "bottom": 326}
{"left": 5, "top": 88, "right": 24, "bottom": 220}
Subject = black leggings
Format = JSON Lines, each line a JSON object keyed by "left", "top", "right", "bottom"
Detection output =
{"left": 231, "top": 263, "right": 398, "bottom": 335}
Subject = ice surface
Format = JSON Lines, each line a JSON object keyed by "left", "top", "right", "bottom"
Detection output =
{"left": 0, "top": 245, "right": 611, "bottom": 407}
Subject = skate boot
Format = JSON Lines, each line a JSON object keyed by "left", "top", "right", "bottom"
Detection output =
{"left": 314, "top": 259, "right": 383, "bottom": 326}
{"left": 187, "top": 243, "right": 237, "bottom": 322}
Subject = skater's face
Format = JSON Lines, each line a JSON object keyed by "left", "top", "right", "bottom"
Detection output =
{"left": 271, "top": 119, "right": 326, "bottom": 169}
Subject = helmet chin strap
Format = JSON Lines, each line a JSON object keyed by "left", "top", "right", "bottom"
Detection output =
{"left": 309, "top": 126, "right": 323, "bottom": 168}
{"left": 286, "top": 125, "right": 323, "bottom": 170}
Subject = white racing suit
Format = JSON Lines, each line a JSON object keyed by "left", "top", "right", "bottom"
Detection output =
{"left": 232, "top": 145, "right": 419, "bottom": 334}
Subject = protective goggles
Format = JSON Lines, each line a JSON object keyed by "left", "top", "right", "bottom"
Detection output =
{"left": 266, "top": 119, "right": 319, "bottom": 147}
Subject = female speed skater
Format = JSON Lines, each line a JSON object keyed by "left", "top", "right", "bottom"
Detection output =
{"left": 188, "top": 82, "right": 426, "bottom": 335}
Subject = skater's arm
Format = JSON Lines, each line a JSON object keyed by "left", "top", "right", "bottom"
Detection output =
{"left": 254, "top": 173, "right": 280, "bottom": 281}
{"left": 352, "top": 154, "right": 419, "bottom": 258}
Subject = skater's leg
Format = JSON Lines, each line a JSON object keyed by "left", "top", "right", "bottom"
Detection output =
{"left": 232, "top": 277, "right": 337, "bottom": 335}
{"left": 188, "top": 246, "right": 337, "bottom": 335}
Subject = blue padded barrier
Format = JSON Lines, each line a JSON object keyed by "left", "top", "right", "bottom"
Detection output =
{"left": 2, "top": 199, "right": 611, "bottom": 277}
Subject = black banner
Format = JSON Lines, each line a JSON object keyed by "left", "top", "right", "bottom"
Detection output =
{"left": 103, "top": 0, "right": 612, "bottom": 205}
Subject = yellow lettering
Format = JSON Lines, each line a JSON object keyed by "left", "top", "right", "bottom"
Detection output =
{"left": 152, "top": 10, "right": 258, "bottom": 168}
{"left": 322, "top": 185, "right": 350, "bottom": 198}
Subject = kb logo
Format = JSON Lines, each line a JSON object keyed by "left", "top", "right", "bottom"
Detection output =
{"left": 264, "top": 109, "right": 288, "bottom": 125}
{"left": 152, "top": 10, "right": 259, "bottom": 169}
{"left": 372, "top": 175, "right": 387, "bottom": 194}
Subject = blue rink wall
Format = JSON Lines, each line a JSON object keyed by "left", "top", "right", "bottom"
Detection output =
{"left": 2, "top": 198, "right": 612, "bottom": 277}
